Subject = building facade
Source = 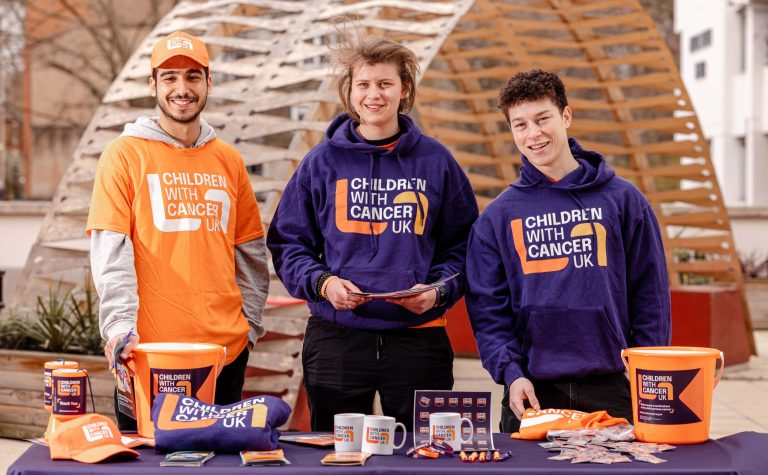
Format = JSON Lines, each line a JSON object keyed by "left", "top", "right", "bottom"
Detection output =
{"left": 675, "top": 0, "right": 768, "bottom": 206}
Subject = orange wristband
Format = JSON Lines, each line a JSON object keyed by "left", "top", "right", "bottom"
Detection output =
{"left": 320, "top": 276, "right": 338, "bottom": 300}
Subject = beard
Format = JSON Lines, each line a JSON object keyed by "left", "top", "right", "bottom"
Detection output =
{"left": 157, "top": 93, "right": 207, "bottom": 124}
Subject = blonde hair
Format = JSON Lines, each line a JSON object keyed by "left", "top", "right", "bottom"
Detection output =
{"left": 331, "top": 31, "right": 419, "bottom": 122}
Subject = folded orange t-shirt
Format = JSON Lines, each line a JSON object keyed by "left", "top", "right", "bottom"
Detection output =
{"left": 511, "top": 408, "right": 629, "bottom": 440}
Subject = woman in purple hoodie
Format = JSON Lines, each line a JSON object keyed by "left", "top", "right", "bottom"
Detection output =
{"left": 267, "top": 35, "right": 478, "bottom": 431}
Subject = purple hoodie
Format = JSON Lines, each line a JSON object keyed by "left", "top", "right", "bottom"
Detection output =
{"left": 466, "top": 138, "right": 671, "bottom": 386}
{"left": 267, "top": 114, "right": 478, "bottom": 330}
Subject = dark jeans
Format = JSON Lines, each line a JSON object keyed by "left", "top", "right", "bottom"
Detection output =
{"left": 115, "top": 346, "right": 250, "bottom": 431}
{"left": 302, "top": 316, "right": 454, "bottom": 432}
{"left": 500, "top": 372, "right": 632, "bottom": 433}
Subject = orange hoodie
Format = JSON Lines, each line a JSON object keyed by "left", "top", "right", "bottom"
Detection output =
{"left": 511, "top": 408, "right": 628, "bottom": 440}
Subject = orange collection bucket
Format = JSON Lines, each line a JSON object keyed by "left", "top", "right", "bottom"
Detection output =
{"left": 128, "top": 343, "right": 226, "bottom": 438}
{"left": 622, "top": 346, "right": 724, "bottom": 444}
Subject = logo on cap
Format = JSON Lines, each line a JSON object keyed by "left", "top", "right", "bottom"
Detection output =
{"left": 167, "top": 37, "right": 194, "bottom": 51}
{"left": 82, "top": 421, "right": 113, "bottom": 442}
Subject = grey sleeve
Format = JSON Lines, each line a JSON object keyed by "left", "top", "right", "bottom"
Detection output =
{"left": 235, "top": 236, "right": 269, "bottom": 348}
{"left": 90, "top": 229, "right": 139, "bottom": 341}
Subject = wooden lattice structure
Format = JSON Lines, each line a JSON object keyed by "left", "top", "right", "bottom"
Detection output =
{"left": 13, "top": 0, "right": 755, "bottom": 424}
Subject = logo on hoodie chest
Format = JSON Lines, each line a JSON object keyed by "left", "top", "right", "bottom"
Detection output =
{"left": 511, "top": 208, "right": 607, "bottom": 274}
{"left": 147, "top": 171, "right": 231, "bottom": 234}
{"left": 335, "top": 177, "right": 428, "bottom": 235}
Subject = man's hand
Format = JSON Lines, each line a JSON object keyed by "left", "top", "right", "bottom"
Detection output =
{"left": 386, "top": 285, "right": 437, "bottom": 315}
{"left": 325, "top": 277, "right": 371, "bottom": 310}
{"left": 509, "top": 377, "right": 540, "bottom": 419}
{"left": 104, "top": 332, "right": 139, "bottom": 368}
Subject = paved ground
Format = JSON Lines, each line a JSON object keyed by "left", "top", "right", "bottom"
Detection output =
{"left": 3, "top": 332, "right": 767, "bottom": 472}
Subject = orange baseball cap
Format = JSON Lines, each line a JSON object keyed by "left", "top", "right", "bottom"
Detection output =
{"left": 49, "top": 414, "right": 139, "bottom": 463}
{"left": 151, "top": 31, "right": 209, "bottom": 70}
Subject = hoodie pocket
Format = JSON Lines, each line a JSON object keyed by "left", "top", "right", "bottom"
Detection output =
{"left": 523, "top": 306, "right": 624, "bottom": 380}
{"left": 340, "top": 266, "right": 417, "bottom": 321}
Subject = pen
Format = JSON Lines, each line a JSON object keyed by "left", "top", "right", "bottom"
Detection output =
{"left": 111, "top": 329, "right": 133, "bottom": 370}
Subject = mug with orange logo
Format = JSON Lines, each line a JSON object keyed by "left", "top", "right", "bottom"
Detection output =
{"left": 334, "top": 413, "right": 365, "bottom": 452}
{"left": 429, "top": 412, "right": 473, "bottom": 451}
{"left": 361, "top": 415, "right": 406, "bottom": 455}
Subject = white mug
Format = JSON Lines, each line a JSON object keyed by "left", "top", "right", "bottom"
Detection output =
{"left": 334, "top": 413, "right": 365, "bottom": 452}
{"left": 361, "top": 415, "right": 406, "bottom": 455}
{"left": 429, "top": 412, "right": 473, "bottom": 451}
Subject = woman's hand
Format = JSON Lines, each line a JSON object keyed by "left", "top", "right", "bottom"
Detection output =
{"left": 325, "top": 277, "right": 371, "bottom": 310}
{"left": 386, "top": 284, "right": 437, "bottom": 315}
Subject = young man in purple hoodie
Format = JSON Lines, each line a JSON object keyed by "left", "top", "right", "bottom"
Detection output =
{"left": 465, "top": 70, "right": 671, "bottom": 432}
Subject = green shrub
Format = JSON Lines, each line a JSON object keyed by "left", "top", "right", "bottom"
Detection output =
{"left": 0, "top": 277, "right": 104, "bottom": 355}
{"left": 68, "top": 278, "right": 103, "bottom": 354}
{"left": 25, "top": 285, "right": 77, "bottom": 353}
{"left": 0, "top": 314, "right": 36, "bottom": 350}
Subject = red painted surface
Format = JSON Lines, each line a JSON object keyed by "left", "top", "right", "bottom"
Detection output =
{"left": 445, "top": 298, "right": 479, "bottom": 357}
{"left": 671, "top": 286, "right": 751, "bottom": 366}
{"left": 289, "top": 384, "right": 311, "bottom": 431}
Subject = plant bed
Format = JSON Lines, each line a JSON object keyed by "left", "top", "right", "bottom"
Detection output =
{"left": 0, "top": 349, "right": 114, "bottom": 439}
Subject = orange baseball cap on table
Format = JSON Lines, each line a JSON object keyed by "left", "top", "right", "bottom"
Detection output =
{"left": 49, "top": 414, "right": 139, "bottom": 463}
{"left": 151, "top": 31, "right": 209, "bottom": 70}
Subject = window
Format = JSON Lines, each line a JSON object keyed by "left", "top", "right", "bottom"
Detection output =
{"left": 690, "top": 29, "right": 712, "bottom": 52}
{"left": 695, "top": 61, "right": 706, "bottom": 79}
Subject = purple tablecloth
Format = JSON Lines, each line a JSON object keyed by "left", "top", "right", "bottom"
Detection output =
{"left": 8, "top": 432, "right": 768, "bottom": 474}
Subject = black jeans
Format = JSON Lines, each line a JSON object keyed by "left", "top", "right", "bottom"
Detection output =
{"left": 213, "top": 345, "right": 250, "bottom": 405}
{"left": 115, "top": 346, "right": 250, "bottom": 431}
{"left": 500, "top": 372, "right": 632, "bottom": 433}
{"left": 302, "top": 317, "right": 454, "bottom": 432}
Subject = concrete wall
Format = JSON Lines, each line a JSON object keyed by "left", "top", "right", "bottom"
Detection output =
{"left": 0, "top": 201, "right": 47, "bottom": 311}
{"left": 729, "top": 207, "right": 768, "bottom": 258}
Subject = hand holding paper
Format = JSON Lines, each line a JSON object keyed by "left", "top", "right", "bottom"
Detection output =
{"left": 105, "top": 331, "right": 138, "bottom": 369}
{"left": 386, "top": 284, "right": 438, "bottom": 314}
{"left": 348, "top": 273, "right": 459, "bottom": 299}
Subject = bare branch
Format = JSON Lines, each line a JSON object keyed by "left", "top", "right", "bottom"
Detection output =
{"left": 57, "top": 0, "right": 120, "bottom": 74}
{"left": 46, "top": 61, "right": 105, "bottom": 102}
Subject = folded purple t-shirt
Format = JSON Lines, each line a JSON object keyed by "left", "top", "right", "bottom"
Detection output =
{"left": 152, "top": 393, "right": 292, "bottom": 453}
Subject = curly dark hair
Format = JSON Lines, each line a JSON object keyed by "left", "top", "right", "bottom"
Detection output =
{"left": 497, "top": 69, "right": 568, "bottom": 122}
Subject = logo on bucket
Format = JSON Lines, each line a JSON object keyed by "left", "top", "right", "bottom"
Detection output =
{"left": 636, "top": 369, "right": 701, "bottom": 425}
{"left": 150, "top": 367, "right": 213, "bottom": 409}
{"left": 52, "top": 369, "right": 88, "bottom": 416}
